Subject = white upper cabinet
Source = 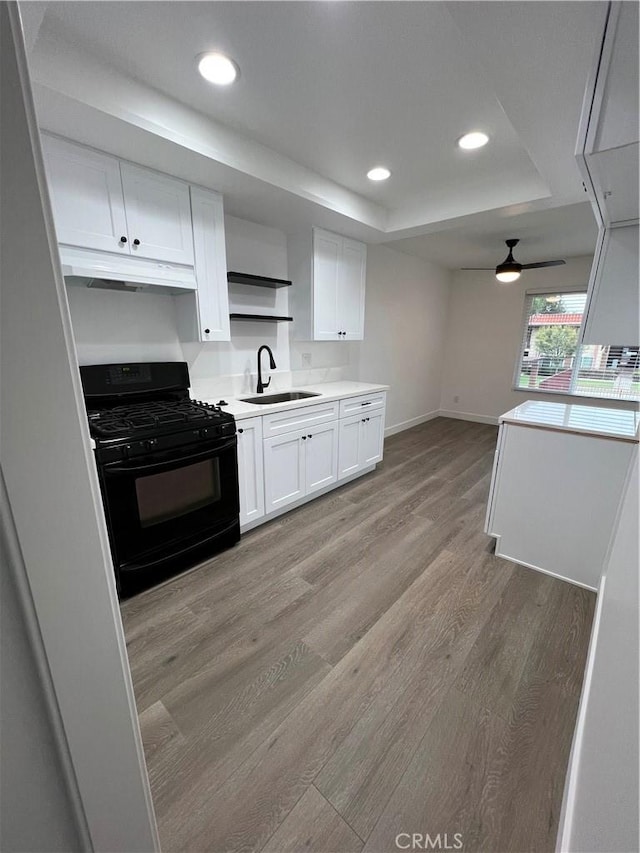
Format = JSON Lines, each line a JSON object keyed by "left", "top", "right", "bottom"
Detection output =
{"left": 312, "top": 229, "right": 341, "bottom": 339}
{"left": 175, "top": 186, "right": 230, "bottom": 342}
{"left": 289, "top": 227, "right": 366, "bottom": 341}
{"left": 42, "top": 135, "right": 194, "bottom": 265}
{"left": 119, "top": 163, "right": 194, "bottom": 266}
{"left": 582, "top": 223, "right": 639, "bottom": 345}
{"left": 338, "top": 237, "right": 366, "bottom": 339}
{"left": 576, "top": 2, "right": 639, "bottom": 346}
{"left": 42, "top": 135, "right": 129, "bottom": 254}
{"left": 577, "top": 1, "right": 639, "bottom": 226}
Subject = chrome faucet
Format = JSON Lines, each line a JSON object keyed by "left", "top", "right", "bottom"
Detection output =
{"left": 257, "top": 345, "right": 276, "bottom": 394}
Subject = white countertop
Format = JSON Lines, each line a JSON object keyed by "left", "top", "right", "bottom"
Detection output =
{"left": 500, "top": 400, "right": 640, "bottom": 442}
{"left": 202, "top": 380, "right": 389, "bottom": 419}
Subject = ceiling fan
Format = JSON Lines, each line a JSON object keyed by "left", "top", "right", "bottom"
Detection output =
{"left": 462, "top": 238, "right": 566, "bottom": 282}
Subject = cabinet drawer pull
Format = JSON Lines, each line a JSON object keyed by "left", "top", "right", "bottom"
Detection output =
{"left": 361, "top": 401, "right": 372, "bottom": 406}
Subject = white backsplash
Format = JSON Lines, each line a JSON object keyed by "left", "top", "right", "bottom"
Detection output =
{"left": 189, "top": 365, "right": 351, "bottom": 402}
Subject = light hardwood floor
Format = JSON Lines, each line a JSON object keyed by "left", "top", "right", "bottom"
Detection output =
{"left": 121, "top": 417, "right": 595, "bottom": 853}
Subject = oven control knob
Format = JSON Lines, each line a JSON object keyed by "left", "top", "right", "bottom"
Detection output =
{"left": 143, "top": 439, "right": 157, "bottom": 451}
{"left": 199, "top": 428, "right": 209, "bottom": 439}
{"left": 121, "top": 444, "right": 131, "bottom": 459}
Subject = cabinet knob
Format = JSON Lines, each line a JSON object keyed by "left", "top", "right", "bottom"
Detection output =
{"left": 362, "top": 418, "right": 366, "bottom": 423}
{"left": 133, "top": 238, "right": 140, "bottom": 246}
{"left": 238, "top": 428, "right": 244, "bottom": 434}
{"left": 119, "top": 236, "right": 127, "bottom": 243}
{"left": 302, "top": 436, "right": 307, "bottom": 440}
{"left": 307, "top": 434, "right": 312, "bottom": 439}
{"left": 366, "top": 417, "right": 370, "bottom": 422}
{"left": 204, "top": 329, "right": 210, "bottom": 334}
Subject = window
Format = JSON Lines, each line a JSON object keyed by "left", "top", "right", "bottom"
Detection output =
{"left": 515, "top": 291, "right": 640, "bottom": 401}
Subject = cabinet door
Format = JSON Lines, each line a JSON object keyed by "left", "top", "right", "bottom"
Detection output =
{"left": 120, "top": 163, "right": 194, "bottom": 265}
{"left": 42, "top": 136, "right": 128, "bottom": 254}
{"left": 582, "top": 224, "right": 639, "bottom": 345}
{"left": 264, "top": 432, "right": 305, "bottom": 512}
{"left": 312, "top": 228, "right": 341, "bottom": 340}
{"left": 237, "top": 418, "right": 265, "bottom": 527}
{"left": 338, "top": 414, "right": 362, "bottom": 480}
{"left": 338, "top": 237, "right": 366, "bottom": 340}
{"left": 361, "top": 411, "right": 385, "bottom": 467}
{"left": 305, "top": 422, "right": 338, "bottom": 495}
{"left": 189, "top": 186, "right": 230, "bottom": 341}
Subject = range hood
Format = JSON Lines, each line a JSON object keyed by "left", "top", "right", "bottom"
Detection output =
{"left": 60, "top": 246, "right": 197, "bottom": 294}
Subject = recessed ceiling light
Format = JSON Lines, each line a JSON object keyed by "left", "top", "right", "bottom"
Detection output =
{"left": 367, "top": 167, "right": 391, "bottom": 181}
{"left": 458, "top": 131, "right": 489, "bottom": 150}
{"left": 197, "top": 52, "right": 239, "bottom": 86}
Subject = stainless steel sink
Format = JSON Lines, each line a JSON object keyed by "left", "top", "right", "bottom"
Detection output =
{"left": 240, "top": 391, "right": 321, "bottom": 405}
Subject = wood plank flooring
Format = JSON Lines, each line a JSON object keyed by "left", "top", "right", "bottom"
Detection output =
{"left": 121, "top": 417, "right": 595, "bottom": 853}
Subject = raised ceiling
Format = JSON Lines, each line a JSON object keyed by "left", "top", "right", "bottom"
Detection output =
{"left": 22, "top": 1, "right": 607, "bottom": 266}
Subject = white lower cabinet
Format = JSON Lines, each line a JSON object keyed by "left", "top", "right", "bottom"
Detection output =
{"left": 237, "top": 391, "right": 386, "bottom": 530}
{"left": 264, "top": 422, "right": 338, "bottom": 512}
{"left": 304, "top": 422, "right": 339, "bottom": 495}
{"left": 338, "top": 410, "right": 384, "bottom": 480}
{"left": 264, "top": 430, "right": 306, "bottom": 512}
{"left": 236, "top": 418, "right": 265, "bottom": 527}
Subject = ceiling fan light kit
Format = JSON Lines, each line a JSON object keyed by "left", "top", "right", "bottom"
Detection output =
{"left": 462, "top": 238, "right": 566, "bottom": 282}
{"left": 496, "top": 237, "right": 522, "bottom": 282}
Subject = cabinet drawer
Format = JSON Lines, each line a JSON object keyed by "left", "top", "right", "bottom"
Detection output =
{"left": 339, "top": 392, "right": 386, "bottom": 419}
{"left": 262, "top": 401, "right": 339, "bottom": 437}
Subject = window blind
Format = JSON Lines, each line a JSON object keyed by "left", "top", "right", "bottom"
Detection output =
{"left": 515, "top": 290, "right": 639, "bottom": 402}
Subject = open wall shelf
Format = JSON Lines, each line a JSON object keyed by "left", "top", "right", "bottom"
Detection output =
{"left": 227, "top": 271, "right": 292, "bottom": 289}
{"left": 229, "top": 313, "right": 293, "bottom": 322}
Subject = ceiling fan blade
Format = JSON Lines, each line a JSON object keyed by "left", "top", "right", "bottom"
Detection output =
{"left": 460, "top": 267, "right": 494, "bottom": 270}
{"left": 521, "top": 259, "right": 566, "bottom": 269}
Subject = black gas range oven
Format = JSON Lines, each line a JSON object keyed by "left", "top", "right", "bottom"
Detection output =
{"left": 81, "top": 362, "right": 240, "bottom": 598}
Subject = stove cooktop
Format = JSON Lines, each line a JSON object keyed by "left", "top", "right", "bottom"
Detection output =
{"left": 87, "top": 398, "right": 232, "bottom": 440}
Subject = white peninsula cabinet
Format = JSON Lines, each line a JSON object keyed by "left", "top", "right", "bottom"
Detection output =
{"left": 486, "top": 401, "right": 638, "bottom": 590}
{"left": 288, "top": 227, "right": 366, "bottom": 341}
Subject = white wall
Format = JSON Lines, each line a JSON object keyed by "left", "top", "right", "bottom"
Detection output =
{"left": 440, "top": 256, "right": 636, "bottom": 422}
{"left": 1, "top": 497, "right": 82, "bottom": 853}
{"left": 558, "top": 454, "right": 638, "bottom": 852}
{"left": 67, "top": 286, "right": 183, "bottom": 365}
{"left": 357, "top": 243, "right": 451, "bottom": 433}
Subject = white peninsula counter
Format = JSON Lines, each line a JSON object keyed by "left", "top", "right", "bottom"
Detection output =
{"left": 486, "top": 401, "right": 638, "bottom": 589}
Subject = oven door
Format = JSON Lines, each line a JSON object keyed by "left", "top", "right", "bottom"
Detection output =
{"left": 99, "top": 435, "right": 239, "bottom": 572}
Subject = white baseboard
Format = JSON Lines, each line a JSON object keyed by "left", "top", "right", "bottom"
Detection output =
{"left": 494, "top": 542, "right": 598, "bottom": 592}
{"left": 438, "top": 409, "right": 499, "bottom": 426}
{"left": 384, "top": 410, "right": 440, "bottom": 437}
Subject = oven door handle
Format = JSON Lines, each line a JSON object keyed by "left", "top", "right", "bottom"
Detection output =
{"left": 104, "top": 437, "right": 237, "bottom": 476}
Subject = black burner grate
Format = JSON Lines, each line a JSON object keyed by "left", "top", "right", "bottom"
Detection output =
{"left": 88, "top": 399, "right": 223, "bottom": 438}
